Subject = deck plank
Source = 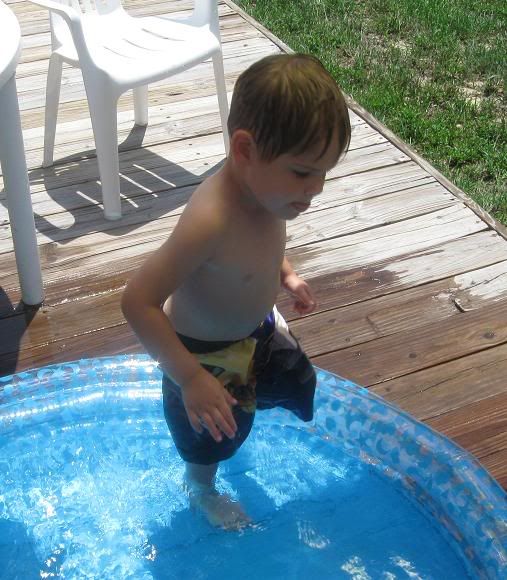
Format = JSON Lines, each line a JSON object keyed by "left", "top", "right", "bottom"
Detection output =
{"left": 0, "top": 135, "right": 411, "bottom": 254}
{"left": 288, "top": 205, "right": 488, "bottom": 279}
{"left": 372, "top": 343, "right": 507, "bottom": 420}
{"left": 291, "top": 260, "right": 507, "bottom": 354}
{"left": 312, "top": 298, "right": 507, "bottom": 386}
{"left": 426, "top": 392, "right": 507, "bottom": 489}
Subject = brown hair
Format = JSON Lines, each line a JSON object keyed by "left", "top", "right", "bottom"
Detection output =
{"left": 227, "top": 53, "right": 351, "bottom": 161}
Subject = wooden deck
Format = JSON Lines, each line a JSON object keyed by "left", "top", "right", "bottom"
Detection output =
{"left": 1, "top": 0, "right": 507, "bottom": 489}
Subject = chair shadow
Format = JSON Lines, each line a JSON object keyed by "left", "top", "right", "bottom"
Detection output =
{"left": 0, "top": 287, "right": 39, "bottom": 377}
{"left": 0, "top": 127, "right": 222, "bottom": 376}
{"left": 15, "top": 125, "right": 225, "bottom": 243}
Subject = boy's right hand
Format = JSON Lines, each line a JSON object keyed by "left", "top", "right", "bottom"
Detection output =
{"left": 181, "top": 368, "right": 238, "bottom": 442}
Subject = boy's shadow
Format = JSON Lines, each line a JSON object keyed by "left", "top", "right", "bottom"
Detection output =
{"left": 146, "top": 469, "right": 277, "bottom": 580}
{"left": 0, "top": 519, "right": 41, "bottom": 578}
{"left": 13, "top": 125, "right": 225, "bottom": 243}
{"left": 0, "top": 287, "right": 39, "bottom": 377}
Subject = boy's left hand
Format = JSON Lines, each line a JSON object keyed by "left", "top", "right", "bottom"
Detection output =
{"left": 282, "top": 273, "right": 317, "bottom": 315}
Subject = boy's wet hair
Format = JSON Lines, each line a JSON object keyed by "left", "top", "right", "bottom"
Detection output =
{"left": 227, "top": 53, "right": 351, "bottom": 161}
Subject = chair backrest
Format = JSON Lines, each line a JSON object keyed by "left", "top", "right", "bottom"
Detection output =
{"left": 47, "top": 0, "right": 219, "bottom": 55}
{"left": 65, "top": 0, "right": 122, "bottom": 15}
{"left": 48, "top": 0, "right": 125, "bottom": 54}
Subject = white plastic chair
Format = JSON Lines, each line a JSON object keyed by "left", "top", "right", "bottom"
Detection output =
{"left": 30, "top": 0, "right": 230, "bottom": 219}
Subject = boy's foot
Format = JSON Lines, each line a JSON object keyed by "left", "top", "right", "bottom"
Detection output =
{"left": 187, "top": 487, "right": 251, "bottom": 531}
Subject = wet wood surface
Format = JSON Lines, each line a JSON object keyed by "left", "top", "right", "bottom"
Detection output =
{"left": 1, "top": 0, "right": 506, "bottom": 490}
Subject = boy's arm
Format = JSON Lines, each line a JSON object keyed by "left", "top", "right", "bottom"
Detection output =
{"left": 280, "top": 256, "right": 316, "bottom": 315}
{"left": 121, "top": 201, "right": 237, "bottom": 442}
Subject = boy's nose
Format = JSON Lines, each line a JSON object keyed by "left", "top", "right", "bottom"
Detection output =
{"left": 305, "top": 175, "right": 325, "bottom": 197}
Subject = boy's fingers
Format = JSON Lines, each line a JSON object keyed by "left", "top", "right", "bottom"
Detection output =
{"left": 303, "top": 295, "right": 316, "bottom": 309}
{"left": 216, "top": 406, "right": 237, "bottom": 438}
{"left": 225, "top": 390, "right": 238, "bottom": 407}
{"left": 295, "top": 297, "right": 316, "bottom": 314}
{"left": 201, "top": 413, "right": 223, "bottom": 442}
{"left": 301, "top": 286, "right": 316, "bottom": 306}
{"left": 188, "top": 412, "right": 204, "bottom": 434}
{"left": 225, "top": 403, "right": 238, "bottom": 430}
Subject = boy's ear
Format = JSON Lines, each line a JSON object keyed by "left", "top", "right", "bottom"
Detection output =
{"left": 230, "top": 129, "right": 257, "bottom": 165}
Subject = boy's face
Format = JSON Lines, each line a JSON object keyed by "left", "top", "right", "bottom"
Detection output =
{"left": 245, "top": 133, "right": 341, "bottom": 220}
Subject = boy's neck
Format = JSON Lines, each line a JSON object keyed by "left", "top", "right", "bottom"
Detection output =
{"left": 218, "top": 157, "right": 269, "bottom": 217}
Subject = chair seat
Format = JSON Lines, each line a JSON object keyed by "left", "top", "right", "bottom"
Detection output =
{"left": 55, "top": 11, "right": 220, "bottom": 88}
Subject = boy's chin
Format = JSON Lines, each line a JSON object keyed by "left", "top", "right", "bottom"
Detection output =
{"left": 283, "top": 205, "right": 307, "bottom": 219}
{"left": 267, "top": 204, "right": 306, "bottom": 220}
{"left": 277, "top": 208, "right": 298, "bottom": 220}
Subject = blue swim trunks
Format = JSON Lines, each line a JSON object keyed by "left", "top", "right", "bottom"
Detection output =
{"left": 162, "top": 307, "right": 316, "bottom": 465}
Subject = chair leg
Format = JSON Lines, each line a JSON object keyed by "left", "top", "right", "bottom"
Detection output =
{"left": 133, "top": 85, "right": 149, "bottom": 126}
{"left": 87, "top": 90, "right": 122, "bottom": 220}
{"left": 43, "top": 53, "right": 63, "bottom": 168}
{"left": 212, "top": 52, "right": 230, "bottom": 155}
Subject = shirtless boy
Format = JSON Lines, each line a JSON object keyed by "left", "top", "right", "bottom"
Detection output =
{"left": 122, "top": 53, "right": 351, "bottom": 529}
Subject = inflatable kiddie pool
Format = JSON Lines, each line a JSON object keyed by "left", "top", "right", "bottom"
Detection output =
{"left": 0, "top": 355, "right": 505, "bottom": 578}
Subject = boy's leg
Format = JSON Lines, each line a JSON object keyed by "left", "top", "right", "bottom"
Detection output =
{"left": 185, "top": 461, "right": 218, "bottom": 488}
{"left": 162, "top": 375, "right": 253, "bottom": 529}
{"left": 185, "top": 461, "right": 251, "bottom": 530}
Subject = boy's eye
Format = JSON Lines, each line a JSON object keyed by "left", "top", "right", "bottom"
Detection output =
{"left": 293, "top": 170, "right": 310, "bottom": 178}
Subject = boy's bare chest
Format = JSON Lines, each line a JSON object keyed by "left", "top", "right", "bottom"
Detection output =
{"left": 208, "top": 220, "right": 285, "bottom": 284}
{"left": 169, "top": 218, "right": 285, "bottom": 338}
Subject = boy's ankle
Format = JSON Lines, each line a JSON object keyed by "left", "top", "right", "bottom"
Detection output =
{"left": 183, "top": 475, "right": 216, "bottom": 497}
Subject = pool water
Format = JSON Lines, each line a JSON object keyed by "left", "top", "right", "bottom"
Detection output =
{"left": 0, "top": 363, "right": 474, "bottom": 579}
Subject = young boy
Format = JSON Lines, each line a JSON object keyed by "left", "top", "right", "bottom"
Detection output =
{"left": 121, "top": 53, "right": 351, "bottom": 529}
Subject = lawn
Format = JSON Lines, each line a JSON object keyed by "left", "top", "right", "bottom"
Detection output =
{"left": 235, "top": 0, "right": 507, "bottom": 224}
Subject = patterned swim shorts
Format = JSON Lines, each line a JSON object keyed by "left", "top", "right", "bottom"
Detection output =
{"left": 162, "top": 307, "right": 316, "bottom": 464}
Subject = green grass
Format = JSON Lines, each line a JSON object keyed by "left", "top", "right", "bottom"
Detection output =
{"left": 236, "top": 0, "right": 507, "bottom": 224}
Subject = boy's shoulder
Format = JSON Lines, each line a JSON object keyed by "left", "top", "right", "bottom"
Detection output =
{"left": 185, "top": 171, "right": 238, "bottom": 223}
{"left": 175, "top": 173, "right": 234, "bottom": 243}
